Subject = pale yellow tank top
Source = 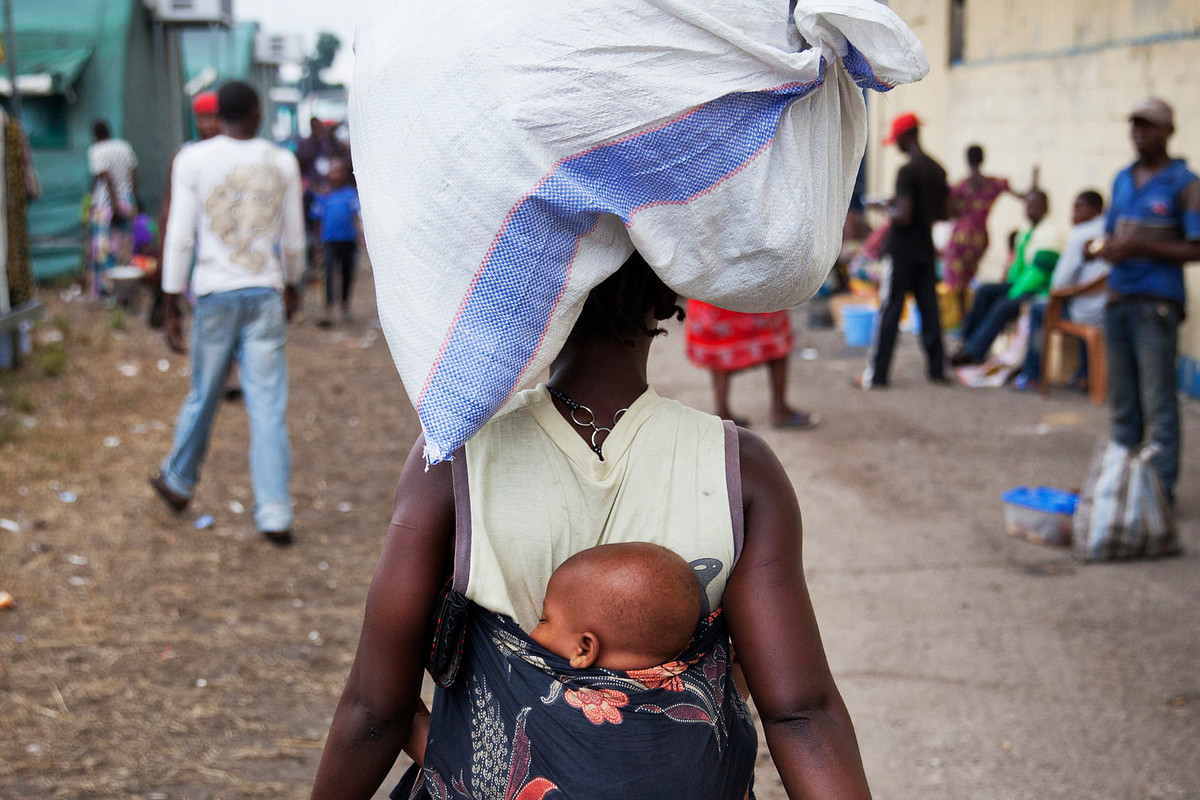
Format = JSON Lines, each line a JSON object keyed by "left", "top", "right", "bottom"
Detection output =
{"left": 452, "top": 384, "right": 743, "bottom": 632}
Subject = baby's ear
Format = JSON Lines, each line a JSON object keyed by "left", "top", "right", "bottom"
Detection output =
{"left": 570, "top": 631, "right": 600, "bottom": 670}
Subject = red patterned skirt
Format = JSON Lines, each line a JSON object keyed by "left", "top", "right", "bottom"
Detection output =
{"left": 684, "top": 300, "right": 792, "bottom": 372}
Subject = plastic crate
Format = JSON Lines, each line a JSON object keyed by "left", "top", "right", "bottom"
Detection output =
{"left": 1001, "top": 486, "right": 1078, "bottom": 547}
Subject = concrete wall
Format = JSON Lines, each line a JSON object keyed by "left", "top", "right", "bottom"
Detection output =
{"left": 868, "top": 0, "right": 1200, "bottom": 392}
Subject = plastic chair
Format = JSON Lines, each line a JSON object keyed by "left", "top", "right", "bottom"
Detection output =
{"left": 1039, "top": 274, "right": 1107, "bottom": 404}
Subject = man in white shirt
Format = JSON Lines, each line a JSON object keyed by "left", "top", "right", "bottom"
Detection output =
{"left": 86, "top": 120, "right": 138, "bottom": 298}
{"left": 1014, "top": 189, "right": 1108, "bottom": 390}
{"left": 150, "top": 81, "right": 306, "bottom": 545}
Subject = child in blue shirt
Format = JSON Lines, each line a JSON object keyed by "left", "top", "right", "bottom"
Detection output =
{"left": 310, "top": 159, "right": 362, "bottom": 325}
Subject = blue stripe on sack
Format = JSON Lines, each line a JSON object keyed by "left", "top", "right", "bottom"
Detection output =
{"left": 420, "top": 53, "right": 888, "bottom": 461}
{"left": 841, "top": 43, "right": 896, "bottom": 91}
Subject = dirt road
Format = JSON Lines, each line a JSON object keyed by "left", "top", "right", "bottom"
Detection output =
{"left": 1, "top": 269, "right": 1196, "bottom": 799}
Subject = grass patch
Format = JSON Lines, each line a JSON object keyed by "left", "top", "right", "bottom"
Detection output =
{"left": 36, "top": 342, "right": 68, "bottom": 377}
{"left": 10, "top": 388, "right": 35, "bottom": 413}
{"left": 107, "top": 308, "right": 127, "bottom": 332}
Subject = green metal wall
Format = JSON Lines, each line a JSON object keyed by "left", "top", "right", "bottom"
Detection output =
{"left": 8, "top": 0, "right": 187, "bottom": 280}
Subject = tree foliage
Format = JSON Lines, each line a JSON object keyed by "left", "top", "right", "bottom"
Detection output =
{"left": 305, "top": 32, "right": 342, "bottom": 90}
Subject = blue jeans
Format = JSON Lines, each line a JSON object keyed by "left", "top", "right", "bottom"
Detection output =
{"left": 1019, "top": 299, "right": 1088, "bottom": 384}
{"left": 160, "top": 287, "right": 292, "bottom": 532}
{"left": 961, "top": 282, "right": 1025, "bottom": 362}
{"left": 1105, "top": 298, "right": 1181, "bottom": 497}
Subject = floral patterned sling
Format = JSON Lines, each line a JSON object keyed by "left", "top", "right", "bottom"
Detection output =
{"left": 397, "top": 605, "right": 756, "bottom": 800}
{"left": 394, "top": 411, "right": 757, "bottom": 799}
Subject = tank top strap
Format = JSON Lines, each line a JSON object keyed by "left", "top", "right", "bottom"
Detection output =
{"left": 722, "top": 419, "right": 745, "bottom": 568}
{"left": 450, "top": 452, "right": 472, "bottom": 594}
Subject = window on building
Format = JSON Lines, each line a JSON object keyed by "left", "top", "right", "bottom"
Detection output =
{"left": 949, "top": 0, "right": 966, "bottom": 65}
{"left": 22, "top": 96, "right": 70, "bottom": 150}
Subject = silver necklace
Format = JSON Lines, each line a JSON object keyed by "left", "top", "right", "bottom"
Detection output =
{"left": 546, "top": 386, "right": 627, "bottom": 460}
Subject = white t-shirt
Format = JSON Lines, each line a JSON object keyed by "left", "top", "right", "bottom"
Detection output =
{"left": 1050, "top": 215, "right": 1109, "bottom": 327}
{"left": 87, "top": 138, "right": 138, "bottom": 209}
{"left": 161, "top": 135, "right": 305, "bottom": 297}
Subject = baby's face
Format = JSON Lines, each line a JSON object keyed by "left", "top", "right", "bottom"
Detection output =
{"left": 530, "top": 582, "right": 579, "bottom": 660}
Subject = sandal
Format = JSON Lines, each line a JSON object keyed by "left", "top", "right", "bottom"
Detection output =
{"left": 771, "top": 411, "right": 819, "bottom": 430}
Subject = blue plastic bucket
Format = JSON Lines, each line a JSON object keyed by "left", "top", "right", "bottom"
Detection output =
{"left": 841, "top": 305, "right": 876, "bottom": 348}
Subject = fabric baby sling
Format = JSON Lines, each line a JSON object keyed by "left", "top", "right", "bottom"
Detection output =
{"left": 400, "top": 608, "right": 756, "bottom": 800}
{"left": 398, "top": 426, "right": 757, "bottom": 799}
{"left": 350, "top": 0, "right": 929, "bottom": 465}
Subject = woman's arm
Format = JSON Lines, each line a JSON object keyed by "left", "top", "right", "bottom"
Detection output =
{"left": 310, "top": 436, "right": 455, "bottom": 800}
{"left": 1005, "top": 165, "right": 1039, "bottom": 198}
{"left": 724, "top": 429, "right": 872, "bottom": 800}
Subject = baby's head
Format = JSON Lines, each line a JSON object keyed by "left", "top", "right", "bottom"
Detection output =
{"left": 530, "top": 542, "right": 702, "bottom": 671}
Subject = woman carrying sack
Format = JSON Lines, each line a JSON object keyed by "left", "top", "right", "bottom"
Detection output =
{"left": 311, "top": 255, "right": 873, "bottom": 799}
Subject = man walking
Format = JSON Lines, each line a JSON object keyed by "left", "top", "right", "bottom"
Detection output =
{"left": 857, "top": 112, "right": 948, "bottom": 389}
{"left": 150, "top": 81, "right": 306, "bottom": 544}
{"left": 1096, "top": 98, "right": 1200, "bottom": 504}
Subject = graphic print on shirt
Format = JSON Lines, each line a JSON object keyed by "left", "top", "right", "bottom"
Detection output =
{"left": 689, "top": 557, "right": 724, "bottom": 616}
{"left": 204, "top": 162, "right": 286, "bottom": 272}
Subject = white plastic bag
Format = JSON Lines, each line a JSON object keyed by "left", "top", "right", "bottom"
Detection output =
{"left": 350, "top": 0, "right": 929, "bottom": 463}
{"left": 1073, "top": 441, "right": 1179, "bottom": 561}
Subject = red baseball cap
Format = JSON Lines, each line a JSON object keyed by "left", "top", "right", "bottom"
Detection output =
{"left": 883, "top": 112, "right": 921, "bottom": 145}
{"left": 191, "top": 91, "right": 218, "bottom": 116}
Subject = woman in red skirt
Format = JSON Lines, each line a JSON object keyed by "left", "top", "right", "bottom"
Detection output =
{"left": 684, "top": 301, "right": 817, "bottom": 429}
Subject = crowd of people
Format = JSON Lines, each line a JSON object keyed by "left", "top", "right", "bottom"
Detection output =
{"left": 12, "top": 22, "right": 1196, "bottom": 798}
{"left": 67, "top": 77, "right": 1198, "bottom": 536}
{"left": 71, "top": 87, "right": 366, "bottom": 545}
{"left": 851, "top": 98, "right": 1199, "bottom": 506}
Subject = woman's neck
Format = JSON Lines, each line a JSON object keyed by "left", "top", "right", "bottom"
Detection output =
{"left": 548, "top": 336, "right": 652, "bottom": 420}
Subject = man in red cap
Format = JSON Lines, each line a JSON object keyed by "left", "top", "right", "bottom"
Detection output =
{"left": 189, "top": 91, "right": 222, "bottom": 141}
{"left": 148, "top": 90, "right": 226, "bottom": 330}
{"left": 857, "top": 112, "right": 949, "bottom": 389}
{"left": 1094, "top": 97, "right": 1200, "bottom": 504}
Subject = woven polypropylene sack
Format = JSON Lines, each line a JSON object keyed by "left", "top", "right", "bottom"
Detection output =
{"left": 1073, "top": 441, "right": 1179, "bottom": 561}
{"left": 350, "top": 0, "right": 929, "bottom": 463}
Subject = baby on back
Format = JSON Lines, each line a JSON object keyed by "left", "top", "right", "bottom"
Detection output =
{"left": 407, "top": 541, "right": 702, "bottom": 766}
{"left": 531, "top": 541, "right": 703, "bottom": 670}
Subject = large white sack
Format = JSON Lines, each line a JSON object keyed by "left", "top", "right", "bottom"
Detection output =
{"left": 350, "top": 0, "right": 928, "bottom": 463}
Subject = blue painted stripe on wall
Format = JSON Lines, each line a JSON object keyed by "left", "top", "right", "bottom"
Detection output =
{"left": 951, "top": 28, "right": 1200, "bottom": 69}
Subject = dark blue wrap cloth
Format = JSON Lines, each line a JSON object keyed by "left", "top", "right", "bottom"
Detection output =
{"left": 398, "top": 603, "right": 757, "bottom": 800}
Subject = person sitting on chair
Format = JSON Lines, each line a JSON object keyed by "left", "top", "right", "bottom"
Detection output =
{"left": 950, "top": 190, "right": 1063, "bottom": 366}
{"left": 1013, "top": 190, "right": 1108, "bottom": 391}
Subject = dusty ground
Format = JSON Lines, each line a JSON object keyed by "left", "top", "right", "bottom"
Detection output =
{"left": 1, "top": 268, "right": 1197, "bottom": 800}
{"left": 0, "top": 270, "right": 417, "bottom": 799}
